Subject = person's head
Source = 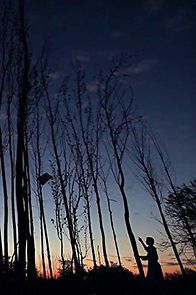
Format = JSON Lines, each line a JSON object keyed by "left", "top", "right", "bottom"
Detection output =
{"left": 146, "top": 237, "right": 154, "bottom": 246}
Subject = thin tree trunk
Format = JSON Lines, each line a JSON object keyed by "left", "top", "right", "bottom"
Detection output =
{"left": 65, "top": 119, "right": 97, "bottom": 269}
{"left": 52, "top": 136, "right": 80, "bottom": 272}
{"left": 84, "top": 191, "right": 97, "bottom": 268}
{"left": 0, "top": 229, "right": 3, "bottom": 276}
{"left": 64, "top": 105, "right": 97, "bottom": 269}
{"left": 40, "top": 212, "right": 46, "bottom": 278}
{"left": 35, "top": 105, "right": 53, "bottom": 279}
{"left": 79, "top": 125, "right": 109, "bottom": 267}
{"left": 120, "top": 184, "right": 144, "bottom": 277}
{"left": 104, "top": 182, "right": 122, "bottom": 266}
{"left": 148, "top": 126, "right": 196, "bottom": 252}
{"left": 16, "top": 139, "right": 27, "bottom": 281}
{"left": 25, "top": 135, "right": 36, "bottom": 280}
{"left": 37, "top": 192, "right": 53, "bottom": 278}
{"left": 91, "top": 170, "right": 109, "bottom": 267}
{"left": 163, "top": 163, "right": 196, "bottom": 252}
{"left": 156, "top": 196, "right": 186, "bottom": 276}
{"left": 7, "top": 99, "right": 18, "bottom": 264}
{"left": 15, "top": 0, "right": 31, "bottom": 281}
{"left": 75, "top": 69, "right": 109, "bottom": 267}
{"left": 106, "top": 115, "right": 144, "bottom": 277}
{"left": 42, "top": 198, "right": 54, "bottom": 278}
{"left": 44, "top": 89, "right": 80, "bottom": 273}
{"left": 0, "top": 128, "right": 9, "bottom": 273}
{"left": 131, "top": 124, "right": 186, "bottom": 276}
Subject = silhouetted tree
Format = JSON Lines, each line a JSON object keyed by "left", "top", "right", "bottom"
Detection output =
{"left": 7, "top": 79, "right": 18, "bottom": 267}
{"left": 99, "top": 57, "right": 144, "bottom": 278}
{"left": 152, "top": 140, "right": 196, "bottom": 258}
{"left": 15, "top": 0, "right": 37, "bottom": 280}
{"left": 0, "top": 0, "right": 15, "bottom": 275}
{"left": 144, "top": 123, "right": 196, "bottom": 260}
{"left": 73, "top": 63, "right": 109, "bottom": 267}
{"left": 99, "top": 166, "right": 122, "bottom": 266}
{"left": 62, "top": 102, "right": 97, "bottom": 269}
{"left": 0, "top": 128, "right": 9, "bottom": 273}
{"left": 42, "top": 76, "right": 81, "bottom": 273}
{"left": 130, "top": 122, "right": 186, "bottom": 276}
{"left": 32, "top": 100, "right": 53, "bottom": 279}
{"left": 51, "top": 162, "right": 67, "bottom": 274}
{"left": 0, "top": 229, "right": 3, "bottom": 275}
{"left": 165, "top": 179, "right": 196, "bottom": 257}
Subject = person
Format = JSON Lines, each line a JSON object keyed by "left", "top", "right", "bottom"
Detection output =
{"left": 138, "top": 236, "right": 164, "bottom": 284}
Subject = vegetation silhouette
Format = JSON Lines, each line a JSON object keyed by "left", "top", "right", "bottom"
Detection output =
{"left": 0, "top": 264, "right": 195, "bottom": 295}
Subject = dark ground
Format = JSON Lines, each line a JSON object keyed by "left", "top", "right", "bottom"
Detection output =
{"left": 0, "top": 265, "right": 195, "bottom": 295}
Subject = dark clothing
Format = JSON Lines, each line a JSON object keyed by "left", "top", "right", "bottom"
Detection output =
{"left": 140, "top": 245, "right": 164, "bottom": 283}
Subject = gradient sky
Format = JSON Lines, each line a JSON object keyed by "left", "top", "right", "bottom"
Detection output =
{"left": 26, "top": 0, "right": 195, "bottom": 185}
{"left": 1, "top": 0, "right": 195, "bottom": 275}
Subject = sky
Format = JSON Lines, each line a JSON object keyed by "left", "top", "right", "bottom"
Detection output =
{"left": 1, "top": 0, "right": 196, "bottom": 276}
{"left": 26, "top": 0, "right": 195, "bottom": 185}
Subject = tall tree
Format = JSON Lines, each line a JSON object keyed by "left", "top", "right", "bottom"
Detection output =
{"left": 42, "top": 76, "right": 81, "bottom": 273}
{"left": 15, "top": 0, "right": 36, "bottom": 280}
{"left": 62, "top": 103, "right": 97, "bottom": 269}
{"left": 99, "top": 58, "right": 144, "bottom": 277}
{"left": 73, "top": 64, "right": 109, "bottom": 267}
{"left": 32, "top": 99, "right": 53, "bottom": 278}
{"left": 0, "top": 228, "right": 3, "bottom": 276}
{"left": 0, "top": 0, "right": 15, "bottom": 275}
{"left": 51, "top": 163, "right": 66, "bottom": 275}
{"left": 7, "top": 81, "right": 18, "bottom": 267}
{"left": 165, "top": 179, "right": 196, "bottom": 257}
{"left": 100, "top": 171, "right": 122, "bottom": 266}
{"left": 130, "top": 122, "right": 186, "bottom": 276}
{"left": 147, "top": 127, "right": 196, "bottom": 258}
{"left": 0, "top": 128, "right": 9, "bottom": 272}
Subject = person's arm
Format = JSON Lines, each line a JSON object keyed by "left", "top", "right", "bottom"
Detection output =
{"left": 138, "top": 237, "right": 148, "bottom": 251}
{"left": 140, "top": 255, "right": 148, "bottom": 261}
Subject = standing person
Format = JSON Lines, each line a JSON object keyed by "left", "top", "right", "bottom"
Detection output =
{"left": 138, "top": 237, "right": 164, "bottom": 284}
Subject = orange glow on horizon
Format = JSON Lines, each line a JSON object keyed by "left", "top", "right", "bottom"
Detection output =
{"left": 36, "top": 254, "right": 185, "bottom": 279}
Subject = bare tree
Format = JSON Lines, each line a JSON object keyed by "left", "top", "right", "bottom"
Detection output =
{"left": 7, "top": 80, "right": 18, "bottom": 267}
{"left": 0, "top": 128, "right": 9, "bottom": 273}
{"left": 0, "top": 0, "right": 16, "bottom": 275}
{"left": 62, "top": 108, "right": 97, "bottom": 269}
{"left": 0, "top": 228, "right": 3, "bottom": 275}
{"left": 51, "top": 162, "right": 67, "bottom": 274}
{"left": 100, "top": 170, "right": 122, "bottom": 266}
{"left": 42, "top": 75, "right": 81, "bottom": 273}
{"left": 61, "top": 64, "right": 109, "bottom": 267}
{"left": 76, "top": 64, "right": 109, "bottom": 267}
{"left": 15, "top": 0, "right": 37, "bottom": 280}
{"left": 32, "top": 100, "right": 53, "bottom": 279}
{"left": 130, "top": 122, "right": 186, "bottom": 276}
{"left": 165, "top": 179, "right": 196, "bottom": 257}
{"left": 99, "top": 58, "right": 144, "bottom": 277}
{"left": 147, "top": 126, "right": 196, "bottom": 257}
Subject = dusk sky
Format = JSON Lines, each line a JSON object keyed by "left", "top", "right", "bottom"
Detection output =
{"left": 27, "top": 0, "right": 195, "bottom": 183}
{"left": 1, "top": 0, "right": 195, "bottom": 276}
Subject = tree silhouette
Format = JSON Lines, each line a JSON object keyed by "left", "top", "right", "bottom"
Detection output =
{"left": 130, "top": 122, "right": 186, "bottom": 276}
{"left": 32, "top": 102, "right": 53, "bottom": 279}
{"left": 165, "top": 179, "right": 196, "bottom": 257}
{"left": 99, "top": 57, "right": 144, "bottom": 278}
{"left": 62, "top": 94, "right": 97, "bottom": 269}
